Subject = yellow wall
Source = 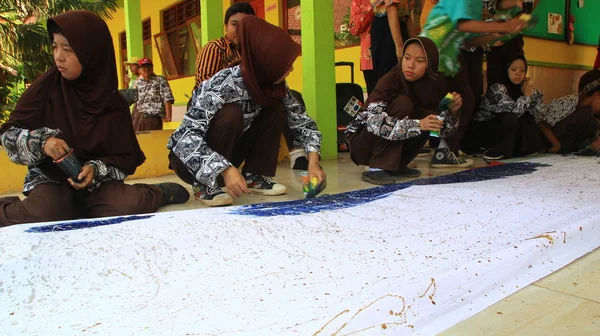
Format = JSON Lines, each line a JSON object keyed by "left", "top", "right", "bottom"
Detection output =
{"left": 523, "top": 38, "right": 596, "bottom": 67}
{"left": 108, "top": 1, "right": 238, "bottom": 105}
{"left": 1, "top": 153, "right": 28, "bottom": 194}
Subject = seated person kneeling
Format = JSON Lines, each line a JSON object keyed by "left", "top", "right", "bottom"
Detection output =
{"left": 168, "top": 16, "right": 326, "bottom": 207}
{"left": 537, "top": 69, "right": 600, "bottom": 154}
{"left": 0, "top": 11, "right": 189, "bottom": 227}
{"left": 346, "top": 37, "right": 462, "bottom": 185}
{"left": 465, "top": 55, "right": 543, "bottom": 161}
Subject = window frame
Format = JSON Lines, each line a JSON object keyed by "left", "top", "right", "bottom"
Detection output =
{"left": 156, "top": 0, "right": 200, "bottom": 80}
{"left": 142, "top": 18, "right": 152, "bottom": 59}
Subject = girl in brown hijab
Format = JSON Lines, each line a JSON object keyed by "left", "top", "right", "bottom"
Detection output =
{"left": 0, "top": 10, "right": 189, "bottom": 227}
{"left": 168, "top": 16, "right": 326, "bottom": 207}
{"left": 346, "top": 37, "right": 463, "bottom": 185}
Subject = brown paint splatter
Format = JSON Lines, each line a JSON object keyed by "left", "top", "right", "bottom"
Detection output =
{"left": 418, "top": 278, "right": 437, "bottom": 299}
{"left": 316, "top": 294, "right": 408, "bottom": 336}
{"left": 312, "top": 310, "right": 350, "bottom": 336}
{"left": 526, "top": 234, "right": 555, "bottom": 244}
{"left": 81, "top": 322, "right": 101, "bottom": 333}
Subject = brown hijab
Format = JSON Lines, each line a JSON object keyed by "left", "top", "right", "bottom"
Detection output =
{"left": 0, "top": 10, "right": 145, "bottom": 180}
{"left": 365, "top": 37, "right": 447, "bottom": 115}
{"left": 237, "top": 15, "right": 301, "bottom": 107}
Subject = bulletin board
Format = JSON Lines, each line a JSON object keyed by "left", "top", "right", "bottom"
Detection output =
{"left": 521, "top": 0, "right": 566, "bottom": 42}
{"left": 569, "top": 0, "right": 600, "bottom": 46}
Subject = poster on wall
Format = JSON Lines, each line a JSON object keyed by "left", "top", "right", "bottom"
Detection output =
{"left": 547, "top": 13, "right": 563, "bottom": 35}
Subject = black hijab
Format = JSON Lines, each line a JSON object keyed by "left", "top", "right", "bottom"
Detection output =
{"left": 499, "top": 54, "right": 528, "bottom": 101}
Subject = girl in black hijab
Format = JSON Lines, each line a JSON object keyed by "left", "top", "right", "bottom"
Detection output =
{"left": 346, "top": 37, "right": 463, "bottom": 185}
{"left": 464, "top": 55, "right": 543, "bottom": 161}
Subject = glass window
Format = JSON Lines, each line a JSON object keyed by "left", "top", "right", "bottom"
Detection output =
{"left": 157, "top": 0, "right": 200, "bottom": 79}
{"left": 142, "top": 19, "right": 152, "bottom": 59}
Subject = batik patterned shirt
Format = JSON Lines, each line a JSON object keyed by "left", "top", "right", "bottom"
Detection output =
{"left": 537, "top": 94, "right": 579, "bottom": 126}
{"left": 345, "top": 101, "right": 459, "bottom": 140}
{"left": 135, "top": 74, "right": 175, "bottom": 116}
{"left": 167, "top": 65, "right": 322, "bottom": 189}
{"left": 474, "top": 83, "right": 543, "bottom": 122}
{"left": 0, "top": 126, "right": 126, "bottom": 194}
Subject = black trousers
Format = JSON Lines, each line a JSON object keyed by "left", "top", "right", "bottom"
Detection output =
{"left": 370, "top": 15, "right": 409, "bottom": 83}
{"left": 464, "top": 112, "right": 543, "bottom": 158}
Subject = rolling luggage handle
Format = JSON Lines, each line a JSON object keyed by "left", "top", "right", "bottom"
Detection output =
{"left": 335, "top": 61, "right": 355, "bottom": 84}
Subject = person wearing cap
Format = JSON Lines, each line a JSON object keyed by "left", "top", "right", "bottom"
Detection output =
{"left": 134, "top": 57, "right": 175, "bottom": 131}
{"left": 119, "top": 56, "right": 141, "bottom": 107}
{"left": 123, "top": 56, "right": 141, "bottom": 89}
{"left": 537, "top": 69, "right": 600, "bottom": 153}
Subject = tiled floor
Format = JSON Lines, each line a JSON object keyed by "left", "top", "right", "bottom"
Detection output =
{"left": 2, "top": 151, "right": 598, "bottom": 335}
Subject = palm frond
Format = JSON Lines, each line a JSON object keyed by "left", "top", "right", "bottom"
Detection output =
{"left": 0, "top": 0, "right": 120, "bottom": 110}
{"left": 47, "top": 0, "right": 118, "bottom": 19}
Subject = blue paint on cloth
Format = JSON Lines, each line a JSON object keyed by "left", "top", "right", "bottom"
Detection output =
{"left": 26, "top": 215, "right": 154, "bottom": 233}
{"left": 231, "top": 162, "right": 549, "bottom": 217}
{"left": 25, "top": 162, "right": 550, "bottom": 230}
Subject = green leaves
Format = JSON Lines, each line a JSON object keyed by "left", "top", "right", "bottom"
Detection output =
{"left": 0, "top": 0, "right": 118, "bottom": 122}
{"left": 0, "top": 0, "right": 118, "bottom": 81}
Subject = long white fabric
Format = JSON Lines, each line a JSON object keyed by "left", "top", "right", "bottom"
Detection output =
{"left": 1, "top": 156, "right": 599, "bottom": 335}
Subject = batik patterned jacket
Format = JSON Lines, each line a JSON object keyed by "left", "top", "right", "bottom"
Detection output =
{"left": 167, "top": 65, "right": 322, "bottom": 189}
{"left": 1, "top": 127, "right": 126, "bottom": 194}
{"left": 536, "top": 94, "right": 579, "bottom": 127}
{"left": 474, "top": 83, "right": 543, "bottom": 122}
{"left": 345, "top": 101, "right": 459, "bottom": 140}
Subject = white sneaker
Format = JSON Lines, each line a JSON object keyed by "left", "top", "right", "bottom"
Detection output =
{"left": 430, "top": 148, "right": 474, "bottom": 168}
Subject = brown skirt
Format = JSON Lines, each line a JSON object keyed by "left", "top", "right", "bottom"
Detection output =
{"left": 135, "top": 113, "right": 163, "bottom": 132}
{"left": 0, "top": 181, "right": 165, "bottom": 227}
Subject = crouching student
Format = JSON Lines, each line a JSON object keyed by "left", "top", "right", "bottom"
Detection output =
{"left": 193, "top": 2, "right": 309, "bottom": 170}
{"left": 168, "top": 16, "right": 326, "bottom": 207}
{"left": 537, "top": 69, "right": 600, "bottom": 154}
{"left": 346, "top": 37, "right": 462, "bottom": 185}
{"left": 0, "top": 11, "right": 189, "bottom": 227}
{"left": 464, "top": 55, "right": 543, "bottom": 160}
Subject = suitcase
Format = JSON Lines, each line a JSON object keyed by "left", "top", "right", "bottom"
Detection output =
{"left": 335, "top": 61, "right": 365, "bottom": 152}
